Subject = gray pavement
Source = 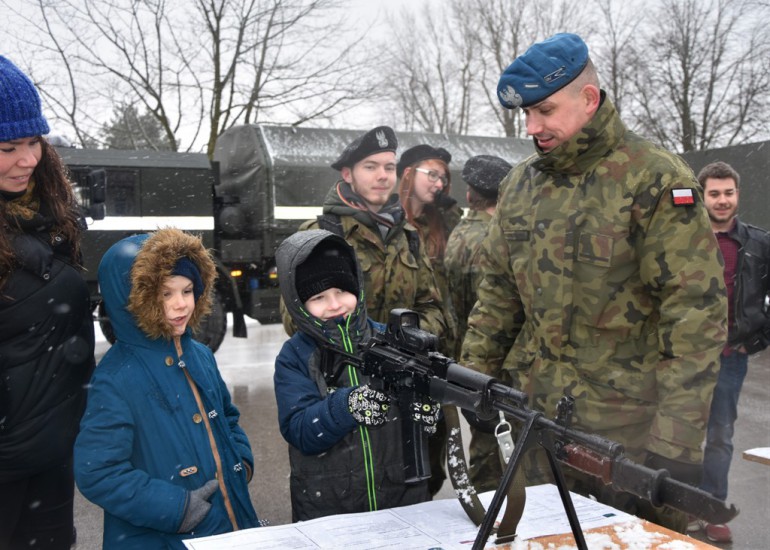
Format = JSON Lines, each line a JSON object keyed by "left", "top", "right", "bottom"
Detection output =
{"left": 73, "top": 321, "right": 770, "bottom": 549}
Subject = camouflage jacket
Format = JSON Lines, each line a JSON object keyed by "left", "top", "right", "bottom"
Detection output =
{"left": 282, "top": 182, "right": 448, "bottom": 341}
{"left": 444, "top": 209, "right": 492, "bottom": 357}
{"left": 461, "top": 96, "right": 727, "bottom": 463}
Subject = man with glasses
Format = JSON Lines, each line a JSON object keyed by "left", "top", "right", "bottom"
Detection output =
{"left": 460, "top": 33, "right": 727, "bottom": 533}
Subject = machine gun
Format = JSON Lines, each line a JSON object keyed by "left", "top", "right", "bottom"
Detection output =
{"left": 345, "top": 309, "right": 739, "bottom": 550}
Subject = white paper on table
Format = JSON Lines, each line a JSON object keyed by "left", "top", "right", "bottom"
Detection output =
{"left": 183, "top": 484, "right": 637, "bottom": 550}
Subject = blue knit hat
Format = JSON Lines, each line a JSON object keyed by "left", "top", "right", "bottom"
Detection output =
{"left": 172, "top": 257, "right": 205, "bottom": 302}
{"left": 497, "top": 33, "right": 589, "bottom": 110}
{"left": 0, "top": 55, "right": 50, "bottom": 142}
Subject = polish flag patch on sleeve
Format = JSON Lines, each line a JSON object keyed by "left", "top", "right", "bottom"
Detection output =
{"left": 672, "top": 188, "right": 696, "bottom": 206}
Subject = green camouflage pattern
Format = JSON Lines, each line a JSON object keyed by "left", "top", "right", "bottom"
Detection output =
{"left": 461, "top": 97, "right": 727, "bottom": 467}
{"left": 444, "top": 209, "right": 493, "bottom": 357}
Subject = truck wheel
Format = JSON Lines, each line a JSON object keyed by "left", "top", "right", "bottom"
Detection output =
{"left": 196, "top": 289, "right": 227, "bottom": 352}
{"left": 98, "top": 301, "right": 117, "bottom": 345}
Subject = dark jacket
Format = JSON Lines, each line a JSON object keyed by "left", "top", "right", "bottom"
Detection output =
{"left": 726, "top": 218, "right": 770, "bottom": 354}
{"left": 0, "top": 214, "right": 95, "bottom": 483}
{"left": 274, "top": 229, "right": 430, "bottom": 521}
{"left": 74, "top": 230, "right": 258, "bottom": 549}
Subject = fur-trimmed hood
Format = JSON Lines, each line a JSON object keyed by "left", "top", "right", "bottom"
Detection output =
{"left": 98, "top": 227, "right": 217, "bottom": 345}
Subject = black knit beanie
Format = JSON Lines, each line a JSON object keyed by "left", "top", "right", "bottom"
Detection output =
{"left": 296, "top": 241, "right": 358, "bottom": 303}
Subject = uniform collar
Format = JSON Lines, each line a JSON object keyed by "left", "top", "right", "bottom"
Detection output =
{"left": 532, "top": 92, "right": 627, "bottom": 176}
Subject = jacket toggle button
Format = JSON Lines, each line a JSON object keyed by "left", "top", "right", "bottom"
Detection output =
{"left": 192, "top": 413, "right": 203, "bottom": 424}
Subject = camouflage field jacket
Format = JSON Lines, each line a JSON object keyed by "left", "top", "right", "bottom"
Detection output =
{"left": 444, "top": 209, "right": 492, "bottom": 357}
{"left": 461, "top": 96, "right": 727, "bottom": 463}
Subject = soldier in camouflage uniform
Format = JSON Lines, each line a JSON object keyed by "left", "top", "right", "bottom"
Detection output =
{"left": 461, "top": 33, "right": 727, "bottom": 532}
{"left": 282, "top": 126, "right": 448, "bottom": 345}
{"left": 444, "top": 154, "right": 512, "bottom": 493}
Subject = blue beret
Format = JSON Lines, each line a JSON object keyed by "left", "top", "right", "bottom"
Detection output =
{"left": 331, "top": 126, "right": 397, "bottom": 171}
{"left": 497, "top": 33, "right": 589, "bottom": 110}
{"left": 397, "top": 144, "right": 451, "bottom": 177}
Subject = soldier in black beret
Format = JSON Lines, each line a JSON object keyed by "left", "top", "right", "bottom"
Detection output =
{"left": 330, "top": 126, "right": 397, "bottom": 171}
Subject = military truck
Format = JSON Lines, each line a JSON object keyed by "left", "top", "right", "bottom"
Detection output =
{"left": 61, "top": 125, "right": 533, "bottom": 351}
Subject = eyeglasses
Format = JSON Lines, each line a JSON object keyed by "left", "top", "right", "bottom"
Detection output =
{"left": 414, "top": 167, "right": 448, "bottom": 186}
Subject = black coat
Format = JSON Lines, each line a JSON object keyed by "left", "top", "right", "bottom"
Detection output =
{"left": 728, "top": 218, "right": 770, "bottom": 354}
{"left": 0, "top": 227, "right": 95, "bottom": 482}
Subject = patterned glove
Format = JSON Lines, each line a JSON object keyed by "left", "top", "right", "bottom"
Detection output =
{"left": 410, "top": 397, "right": 441, "bottom": 434}
{"left": 348, "top": 385, "right": 390, "bottom": 427}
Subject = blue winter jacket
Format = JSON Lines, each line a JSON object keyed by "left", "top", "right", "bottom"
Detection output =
{"left": 74, "top": 231, "right": 258, "bottom": 549}
{"left": 274, "top": 229, "right": 430, "bottom": 521}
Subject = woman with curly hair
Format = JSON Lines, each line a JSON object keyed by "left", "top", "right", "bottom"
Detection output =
{"left": 0, "top": 55, "right": 95, "bottom": 550}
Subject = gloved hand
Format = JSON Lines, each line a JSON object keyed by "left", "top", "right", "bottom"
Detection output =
{"left": 410, "top": 397, "right": 441, "bottom": 434}
{"left": 348, "top": 385, "right": 390, "bottom": 427}
{"left": 178, "top": 479, "right": 219, "bottom": 533}
{"left": 645, "top": 452, "right": 702, "bottom": 487}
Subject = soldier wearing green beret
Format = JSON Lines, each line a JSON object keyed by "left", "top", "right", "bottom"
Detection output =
{"left": 461, "top": 33, "right": 727, "bottom": 533}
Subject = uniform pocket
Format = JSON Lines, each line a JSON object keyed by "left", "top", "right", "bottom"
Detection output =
{"left": 576, "top": 231, "right": 613, "bottom": 267}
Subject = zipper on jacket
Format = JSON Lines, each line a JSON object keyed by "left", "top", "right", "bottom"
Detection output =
{"left": 338, "top": 318, "right": 378, "bottom": 512}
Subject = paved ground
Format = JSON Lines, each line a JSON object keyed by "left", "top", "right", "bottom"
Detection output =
{"left": 73, "top": 321, "right": 770, "bottom": 549}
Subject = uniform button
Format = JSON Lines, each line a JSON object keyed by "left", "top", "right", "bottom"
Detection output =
{"left": 165, "top": 356, "right": 174, "bottom": 366}
{"left": 536, "top": 287, "right": 543, "bottom": 295}
{"left": 43, "top": 273, "right": 50, "bottom": 280}
{"left": 537, "top": 222, "right": 546, "bottom": 231}
{"left": 193, "top": 413, "right": 203, "bottom": 423}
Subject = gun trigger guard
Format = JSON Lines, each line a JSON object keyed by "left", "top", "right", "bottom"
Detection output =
{"left": 495, "top": 412, "right": 514, "bottom": 464}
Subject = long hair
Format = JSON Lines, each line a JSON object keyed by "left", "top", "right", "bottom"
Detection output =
{"left": 398, "top": 160, "right": 452, "bottom": 260}
{"left": 0, "top": 138, "right": 83, "bottom": 289}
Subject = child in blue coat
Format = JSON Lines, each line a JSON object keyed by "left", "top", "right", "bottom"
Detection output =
{"left": 274, "top": 229, "right": 438, "bottom": 522}
{"left": 74, "top": 227, "right": 259, "bottom": 549}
